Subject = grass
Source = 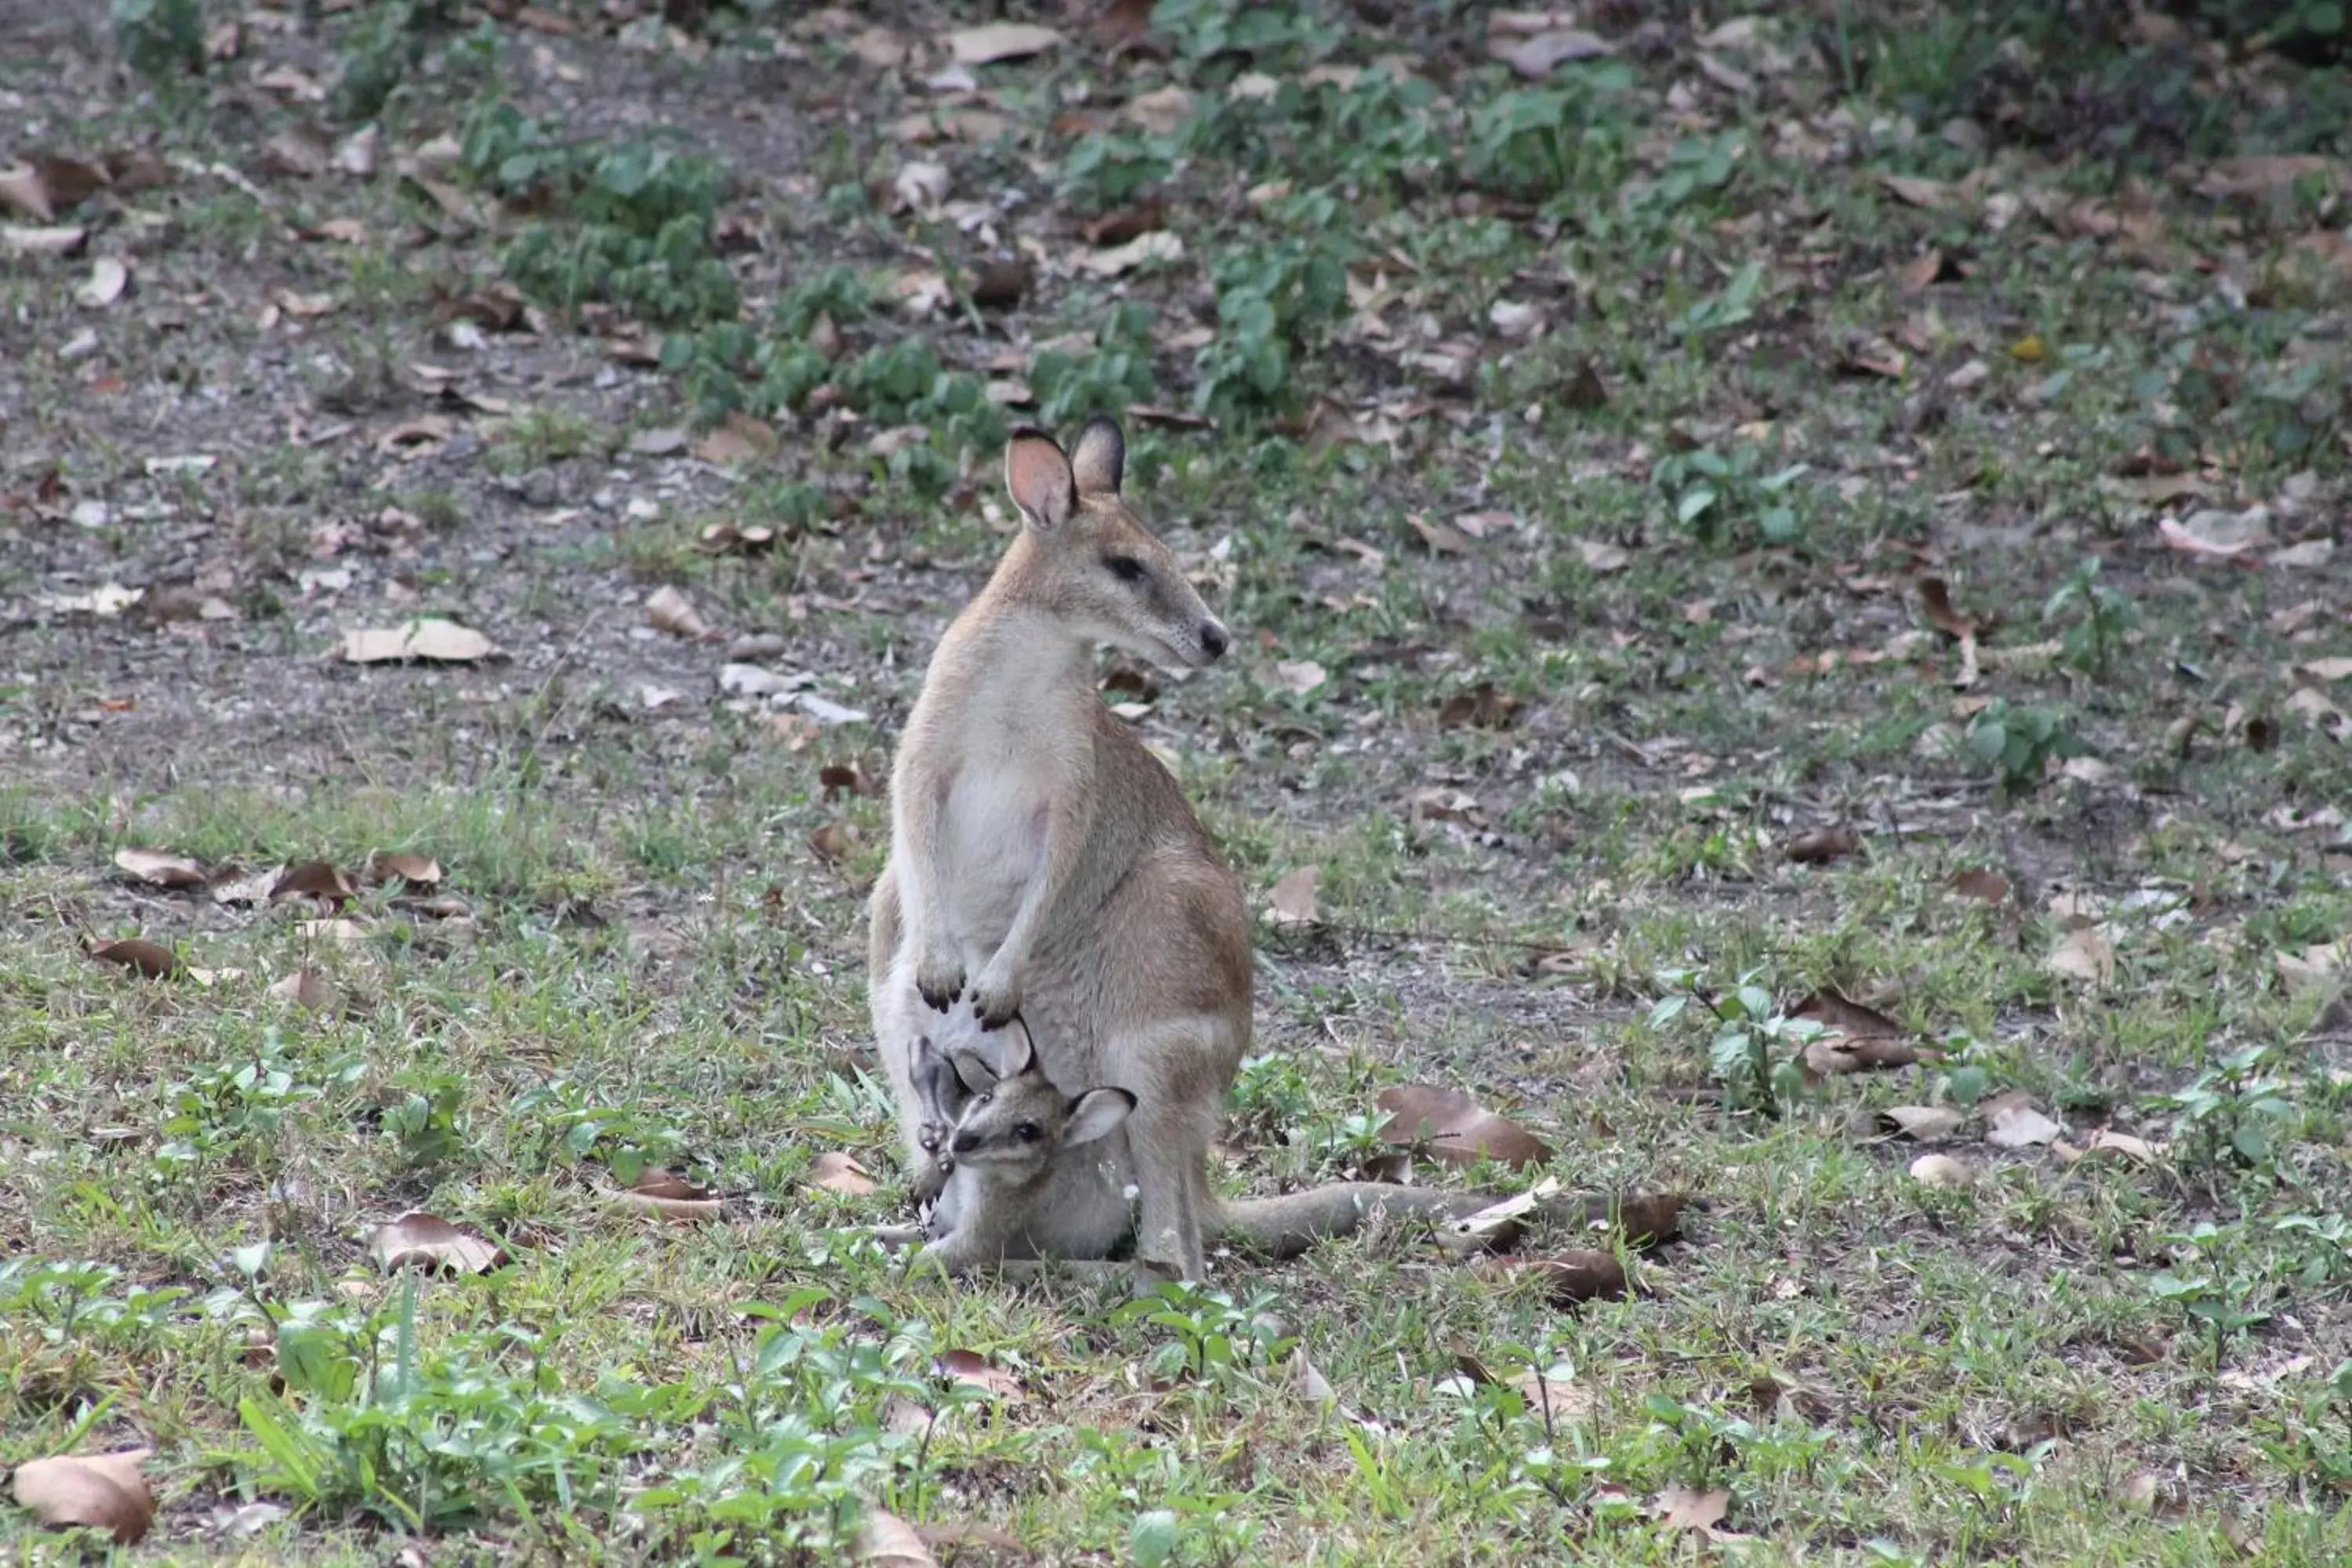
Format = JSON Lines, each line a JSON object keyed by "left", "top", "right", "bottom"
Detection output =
{"left": 4, "top": 0, "right": 2352, "bottom": 1559}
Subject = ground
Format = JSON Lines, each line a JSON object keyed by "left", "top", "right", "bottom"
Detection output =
{"left": 3, "top": 0, "right": 2352, "bottom": 1562}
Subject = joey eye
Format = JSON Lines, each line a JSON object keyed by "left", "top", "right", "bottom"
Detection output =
{"left": 1103, "top": 554, "right": 1148, "bottom": 586}
{"left": 1014, "top": 1122, "right": 1041, "bottom": 1143}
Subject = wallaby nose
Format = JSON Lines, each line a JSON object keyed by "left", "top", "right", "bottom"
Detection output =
{"left": 1199, "top": 621, "right": 1229, "bottom": 661}
{"left": 951, "top": 1130, "right": 980, "bottom": 1155}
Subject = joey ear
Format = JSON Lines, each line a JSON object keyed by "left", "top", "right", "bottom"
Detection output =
{"left": 1005, "top": 427, "right": 1076, "bottom": 531}
{"left": 1062, "top": 1087, "right": 1136, "bottom": 1149}
{"left": 949, "top": 1051, "right": 1000, "bottom": 1097}
{"left": 995, "top": 1018, "right": 1035, "bottom": 1078}
{"left": 1069, "top": 416, "right": 1125, "bottom": 496}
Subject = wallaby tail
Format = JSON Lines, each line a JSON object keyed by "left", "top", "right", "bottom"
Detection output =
{"left": 1214, "top": 1182, "right": 1497, "bottom": 1261}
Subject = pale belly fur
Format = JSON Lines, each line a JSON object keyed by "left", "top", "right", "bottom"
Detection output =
{"left": 937, "top": 761, "right": 1046, "bottom": 962}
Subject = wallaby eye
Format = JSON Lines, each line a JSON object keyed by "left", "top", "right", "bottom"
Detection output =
{"left": 1014, "top": 1122, "right": 1040, "bottom": 1143}
{"left": 1103, "top": 554, "right": 1148, "bottom": 586}
{"left": 975, "top": 1091, "right": 993, "bottom": 1109}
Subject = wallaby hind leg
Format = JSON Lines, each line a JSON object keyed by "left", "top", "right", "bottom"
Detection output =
{"left": 1114, "top": 1017, "right": 1234, "bottom": 1282}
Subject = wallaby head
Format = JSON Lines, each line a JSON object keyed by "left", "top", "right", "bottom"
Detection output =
{"left": 1000, "top": 417, "right": 1230, "bottom": 670}
{"left": 943, "top": 1016, "right": 1135, "bottom": 1171}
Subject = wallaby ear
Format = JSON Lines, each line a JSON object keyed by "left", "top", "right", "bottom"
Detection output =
{"left": 1005, "top": 427, "right": 1076, "bottom": 532}
{"left": 1062, "top": 1087, "right": 1136, "bottom": 1149}
{"left": 1069, "top": 416, "right": 1125, "bottom": 497}
{"left": 994, "top": 1018, "right": 1035, "bottom": 1079}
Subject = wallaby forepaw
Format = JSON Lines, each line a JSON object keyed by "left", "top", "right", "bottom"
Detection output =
{"left": 909, "top": 1156, "right": 949, "bottom": 1207}
{"left": 969, "top": 971, "right": 1022, "bottom": 1029}
{"left": 914, "top": 956, "right": 965, "bottom": 1012}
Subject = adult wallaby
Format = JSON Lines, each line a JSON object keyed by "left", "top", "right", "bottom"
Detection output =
{"left": 867, "top": 416, "right": 1250, "bottom": 1282}
{"left": 910, "top": 1024, "right": 1526, "bottom": 1272}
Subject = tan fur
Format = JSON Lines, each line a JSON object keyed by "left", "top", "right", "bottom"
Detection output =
{"left": 914, "top": 1040, "right": 1509, "bottom": 1272}
{"left": 869, "top": 417, "right": 1250, "bottom": 1280}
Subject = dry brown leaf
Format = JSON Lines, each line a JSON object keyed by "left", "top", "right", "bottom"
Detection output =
{"left": 1792, "top": 986, "right": 1918, "bottom": 1074}
{"left": 935, "top": 1348, "right": 1026, "bottom": 1403}
{"left": 1436, "top": 682, "right": 1522, "bottom": 730}
{"left": 365, "top": 851, "right": 441, "bottom": 887}
{"left": 1507, "top": 1367, "right": 1594, "bottom": 1417}
{"left": 2195, "top": 154, "right": 2339, "bottom": 198}
{"left": 695, "top": 412, "right": 779, "bottom": 466}
{"left": 947, "top": 21, "right": 1064, "bottom": 64}
{"left": 114, "top": 847, "right": 209, "bottom": 889}
{"left": 856, "top": 1510, "right": 941, "bottom": 1568}
{"left": 268, "top": 967, "right": 337, "bottom": 1011}
{"left": 645, "top": 585, "right": 711, "bottom": 640}
{"left": 1377, "top": 1083, "right": 1551, "bottom": 1169}
{"left": 1267, "top": 866, "right": 1321, "bottom": 928}
{"left": 2302, "top": 659, "right": 2352, "bottom": 683}
{"left": 75, "top": 255, "right": 129, "bottom": 309}
{"left": 298, "top": 918, "right": 370, "bottom": 947}
{"left": 1785, "top": 827, "right": 1859, "bottom": 865}
{"left": 811, "top": 1151, "right": 877, "bottom": 1196}
{"left": 368, "top": 1211, "right": 504, "bottom": 1275}
{"left": 264, "top": 123, "right": 332, "bottom": 177}
{"left": 1881, "top": 1105, "right": 1965, "bottom": 1142}
{"left": 1947, "top": 868, "right": 2011, "bottom": 906}
{"left": 1474, "top": 1250, "right": 1625, "bottom": 1304}
{"left": 1074, "top": 230, "right": 1182, "bottom": 278}
{"left": 1907, "top": 1152, "right": 1974, "bottom": 1189}
{"left": 1489, "top": 27, "right": 1613, "bottom": 78}
{"left": 1576, "top": 537, "right": 1629, "bottom": 573}
{"left": 614, "top": 1167, "right": 723, "bottom": 1222}
{"left": 87, "top": 937, "right": 183, "bottom": 979}
{"left": 2082, "top": 1129, "right": 2157, "bottom": 1163}
{"left": 1878, "top": 172, "right": 1955, "bottom": 209}
{"left": 341, "top": 619, "right": 495, "bottom": 663}
{"left": 1918, "top": 576, "right": 1977, "bottom": 638}
{"left": 11, "top": 1450, "right": 155, "bottom": 1544}
{"left": 2046, "top": 924, "right": 2115, "bottom": 985}
{"left": 1124, "top": 85, "right": 1194, "bottom": 136}
{"left": 271, "top": 860, "right": 358, "bottom": 906}
{"left": 1274, "top": 659, "right": 1327, "bottom": 696}
{"left": 1986, "top": 1102, "right": 2063, "bottom": 1149}
{"left": 1656, "top": 1485, "right": 1730, "bottom": 1534}
{"left": 2, "top": 224, "right": 89, "bottom": 258}
{"left": 2159, "top": 508, "right": 2270, "bottom": 560}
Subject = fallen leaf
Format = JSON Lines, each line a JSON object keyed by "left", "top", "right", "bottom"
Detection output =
{"left": 808, "top": 821, "right": 859, "bottom": 863}
{"left": 1436, "top": 682, "right": 1522, "bottom": 729}
{"left": 1267, "top": 866, "right": 1321, "bottom": 927}
{"left": 2196, "top": 154, "right": 2339, "bottom": 198}
{"left": 1907, "top": 1152, "right": 1974, "bottom": 1189}
{"left": 811, "top": 1151, "right": 877, "bottom": 1196}
{"left": 890, "top": 158, "right": 949, "bottom": 216}
{"left": 365, "top": 851, "right": 441, "bottom": 886}
{"left": 1881, "top": 1105, "right": 1965, "bottom": 1142}
{"left": 1073, "top": 230, "right": 1182, "bottom": 278}
{"left": 1947, "top": 868, "right": 2011, "bottom": 906}
{"left": 695, "top": 412, "right": 779, "bottom": 465}
{"left": 2159, "top": 507, "right": 2271, "bottom": 560}
{"left": 2, "top": 224, "right": 89, "bottom": 258}
{"left": 87, "top": 937, "right": 183, "bottom": 979}
{"left": 2082, "top": 1129, "right": 2157, "bottom": 1163}
{"left": 297, "top": 918, "right": 370, "bottom": 947}
{"left": 114, "top": 847, "right": 209, "bottom": 889}
{"left": 75, "top": 255, "right": 129, "bottom": 309}
{"left": 1290, "top": 1348, "right": 1338, "bottom": 1406}
{"left": 270, "top": 860, "right": 358, "bottom": 906}
{"left": 1878, "top": 172, "right": 1955, "bottom": 209}
{"left": 645, "top": 585, "right": 711, "bottom": 640}
{"left": 264, "top": 122, "right": 332, "bottom": 177}
{"left": 1918, "top": 576, "right": 1977, "bottom": 638}
{"left": 1490, "top": 28, "right": 1614, "bottom": 78}
{"left": 1577, "top": 538, "right": 1630, "bottom": 573}
{"left": 367, "top": 1211, "right": 504, "bottom": 1275}
{"left": 1986, "top": 1102, "right": 2063, "bottom": 1149}
{"left": 1124, "top": 85, "right": 1193, "bottom": 136}
{"left": 2270, "top": 539, "right": 2335, "bottom": 569}
{"left": 856, "top": 1510, "right": 941, "bottom": 1568}
{"left": 1791, "top": 983, "right": 1900, "bottom": 1040}
{"left": 613, "top": 1167, "right": 723, "bottom": 1221}
{"left": 1475, "top": 1250, "right": 1625, "bottom": 1303}
{"left": 1410, "top": 515, "right": 1473, "bottom": 555}
{"left": 947, "top": 22, "right": 1063, "bottom": 64}
{"left": 1785, "top": 828, "right": 1859, "bottom": 864}
{"left": 1275, "top": 659, "right": 1327, "bottom": 696}
{"left": 10, "top": 1450, "right": 155, "bottom": 1544}
{"left": 1656, "top": 1485, "right": 1730, "bottom": 1534}
{"left": 268, "top": 967, "right": 337, "bottom": 1011}
{"left": 1377, "top": 1083, "right": 1552, "bottom": 1169}
{"left": 2046, "top": 924, "right": 2115, "bottom": 985}
{"left": 2301, "top": 659, "right": 2352, "bottom": 683}
{"left": 935, "top": 1348, "right": 1025, "bottom": 1403}
{"left": 340, "top": 619, "right": 496, "bottom": 663}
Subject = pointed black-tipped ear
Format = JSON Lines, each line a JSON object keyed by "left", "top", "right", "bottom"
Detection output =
{"left": 1006, "top": 427, "right": 1076, "bottom": 532}
{"left": 1070, "top": 416, "right": 1124, "bottom": 497}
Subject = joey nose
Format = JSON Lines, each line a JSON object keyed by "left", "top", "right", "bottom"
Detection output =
{"left": 950, "top": 1130, "right": 981, "bottom": 1156}
{"left": 1198, "top": 622, "right": 1230, "bottom": 661}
